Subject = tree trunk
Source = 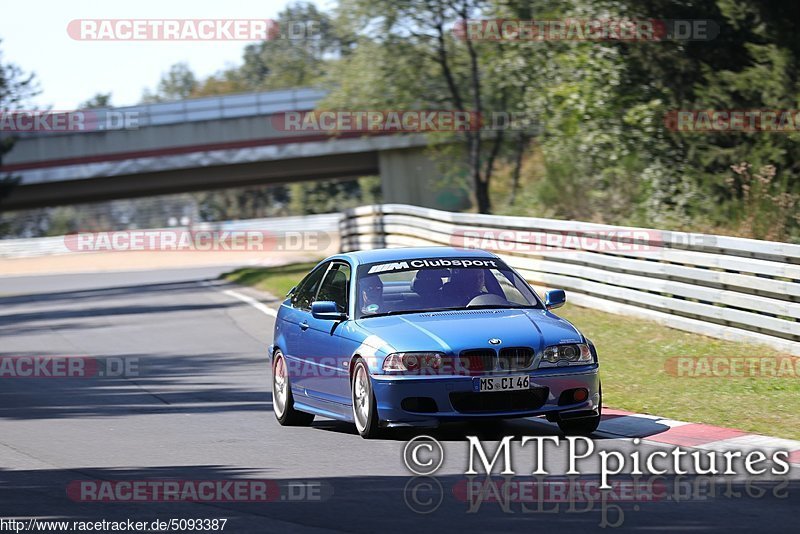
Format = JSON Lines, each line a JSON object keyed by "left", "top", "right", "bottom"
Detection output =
{"left": 510, "top": 133, "right": 528, "bottom": 206}
{"left": 475, "top": 174, "right": 491, "bottom": 214}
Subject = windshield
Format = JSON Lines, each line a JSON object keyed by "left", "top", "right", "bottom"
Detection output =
{"left": 355, "top": 257, "right": 542, "bottom": 318}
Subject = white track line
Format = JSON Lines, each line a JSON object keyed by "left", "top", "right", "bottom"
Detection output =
{"left": 222, "top": 288, "right": 278, "bottom": 317}
{"left": 201, "top": 281, "right": 277, "bottom": 317}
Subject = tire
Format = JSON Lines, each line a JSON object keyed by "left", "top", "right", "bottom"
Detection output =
{"left": 351, "top": 358, "right": 381, "bottom": 439}
{"left": 272, "top": 350, "right": 314, "bottom": 426}
{"left": 557, "top": 384, "right": 602, "bottom": 436}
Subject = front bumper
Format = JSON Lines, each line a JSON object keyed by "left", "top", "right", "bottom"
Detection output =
{"left": 371, "top": 366, "right": 600, "bottom": 427}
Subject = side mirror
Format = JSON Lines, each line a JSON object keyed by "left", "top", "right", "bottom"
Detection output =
{"left": 544, "top": 289, "right": 566, "bottom": 310}
{"left": 311, "top": 300, "right": 347, "bottom": 321}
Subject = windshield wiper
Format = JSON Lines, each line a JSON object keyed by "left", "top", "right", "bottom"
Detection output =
{"left": 362, "top": 305, "right": 540, "bottom": 318}
{"left": 463, "top": 304, "right": 541, "bottom": 310}
{"left": 362, "top": 306, "right": 467, "bottom": 318}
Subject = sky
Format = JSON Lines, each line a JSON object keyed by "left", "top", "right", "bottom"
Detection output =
{"left": 0, "top": 0, "right": 329, "bottom": 110}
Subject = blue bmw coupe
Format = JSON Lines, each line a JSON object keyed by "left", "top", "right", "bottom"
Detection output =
{"left": 269, "top": 247, "right": 601, "bottom": 438}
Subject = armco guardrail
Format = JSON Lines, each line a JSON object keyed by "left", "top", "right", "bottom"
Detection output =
{"left": 0, "top": 213, "right": 341, "bottom": 258}
{"left": 340, "top": 204, "right": 800, "bottom": 355}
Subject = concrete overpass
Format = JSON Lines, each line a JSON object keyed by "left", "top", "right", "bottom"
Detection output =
{"left": 0, "top": 88, "right": 468, "bottom": 211}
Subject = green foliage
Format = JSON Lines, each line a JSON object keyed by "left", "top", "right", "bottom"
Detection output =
{"left": 0, "top": 40, "right": 37, "bottom": 115}
{"left": 239, "top": 2, "right": 339, "bottom": 90}
{"left": 0, "top": 39, "right": 38, "bottom": 227}
{"left": 489, "top": 0, "right": 800, "bottom": 240}
{"left": 141, "top": 62, "right": 198, "bottom": 103}
{"left": 323, "top": 0, "right": 532, "bottom": 213}
{"left": 115, "top": 1, "right": 800, "bottom": 240}
{"left": 289, "top": 176, "right": 381, "bottom": 215}
{"left": 79, "top": 93, "right": 112, "bottom": 109}
{"left": 724, "top": 162, "right": 799, "bottom": 240}
{"left": 194, "top": 186, "right": 291, "bottom": 222}
{"left": 559, "top": 304, "right": 800, "bottom": 440}
{"left": 222, "top": 262, "right": 320, "bottom": 297}
{"left": 131, "top": 3, "right": 362, "bottom": 222}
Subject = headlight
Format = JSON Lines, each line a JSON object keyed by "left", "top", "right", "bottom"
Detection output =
{"left": 382, "top": 352, "right": 443, "bottom": 373}
{"left": 538, "top": 343, "right": 593, "bottom": 368}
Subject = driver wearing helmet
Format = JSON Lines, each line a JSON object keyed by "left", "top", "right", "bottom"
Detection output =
{"left": 359, "top": 275, "right": 384, "bottom": 315}
{"left": 441, "top": 268, "right": 486, "bottom": 307}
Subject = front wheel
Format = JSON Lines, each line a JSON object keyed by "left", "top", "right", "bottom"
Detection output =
{"left": 272, "top": 351, "right": 314, "bottom": 426}
{"left": 557, "top": 385, "right": 601, "bottom": 436}
{"left": 351, "top": 359, "right": 381, "bottom": 439}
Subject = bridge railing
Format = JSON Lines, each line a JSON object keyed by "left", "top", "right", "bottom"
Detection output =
{"left": 340, "top": 204, "right": 800, "bottom": 355}
{"left": 9, "top": 87, "right": 327, "bottom": 139}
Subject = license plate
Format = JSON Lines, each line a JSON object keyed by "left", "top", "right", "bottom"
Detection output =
{"left": 475, "top": 374, "right": 530, "bottom": 392}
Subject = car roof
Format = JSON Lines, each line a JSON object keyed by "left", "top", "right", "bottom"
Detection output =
{"left": 335, "top": 246, "right": 500, "bottom": 265}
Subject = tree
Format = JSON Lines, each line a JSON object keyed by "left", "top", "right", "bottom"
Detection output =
{"left": 141, "top": 62, "right": 199, "bottom": 103}
{"left": 239, "top": 2, "right": 340, "bottom": 90}
{"left": 135, "top": 2, "right": 370, "bottom": 220}
{"left": 0, "top": 40, "right": 37, "bottom": 220}
{"left": 79, "top": 92, "right": 112, "bottom": 109}
{"left": 324, "top": 0, "right": 533, "bottom": 213}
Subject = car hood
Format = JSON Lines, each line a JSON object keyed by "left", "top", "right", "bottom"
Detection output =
{"left": 353, "top": 308, "right": 584, "bottom": 355}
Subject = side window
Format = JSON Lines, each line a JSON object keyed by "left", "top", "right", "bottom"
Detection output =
{"left": 317, "top": 263, "right": 351, "bottom": 313}
{"left": 291, "top": 264, "right": 328, "bottom": 310}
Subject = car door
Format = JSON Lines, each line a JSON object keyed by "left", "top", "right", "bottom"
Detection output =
{"left": 302, "top": 261, "right": 352, "bottom": 404}
{"left": 281, "top": 262, "right": 329, "bottom": 395}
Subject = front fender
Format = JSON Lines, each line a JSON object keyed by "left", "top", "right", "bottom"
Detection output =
{"left": 347, "top": 333, "right": 396, "bottom": 378}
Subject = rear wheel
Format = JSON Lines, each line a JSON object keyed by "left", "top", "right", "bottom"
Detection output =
{"left": 352, "top": 359, "right": 381, "bottom": 439}
{"left": 272, "top": 351, "right": 314, "bottom": 426}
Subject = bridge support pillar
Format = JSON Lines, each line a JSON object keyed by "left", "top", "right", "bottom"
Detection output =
{"left": 378, "top": 147, "right": 470, "bottom": 211}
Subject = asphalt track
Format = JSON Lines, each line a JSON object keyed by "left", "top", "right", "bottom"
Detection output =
{"left": 0, "top": 267, "right": 797, "bottom": 532}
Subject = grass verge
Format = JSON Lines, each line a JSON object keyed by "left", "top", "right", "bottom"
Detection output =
{"left": 223, "top": 262, "right": 800, "bottom": 440}
{"left": 558, "top": 306, "right": 799, "bottom": 440}
{"left": 223, "top": 262, "right": 319, "bottom": 299}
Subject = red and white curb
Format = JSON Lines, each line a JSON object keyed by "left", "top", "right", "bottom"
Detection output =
{"left": 597, "top": 408, "right": 800, "bottom": 465}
